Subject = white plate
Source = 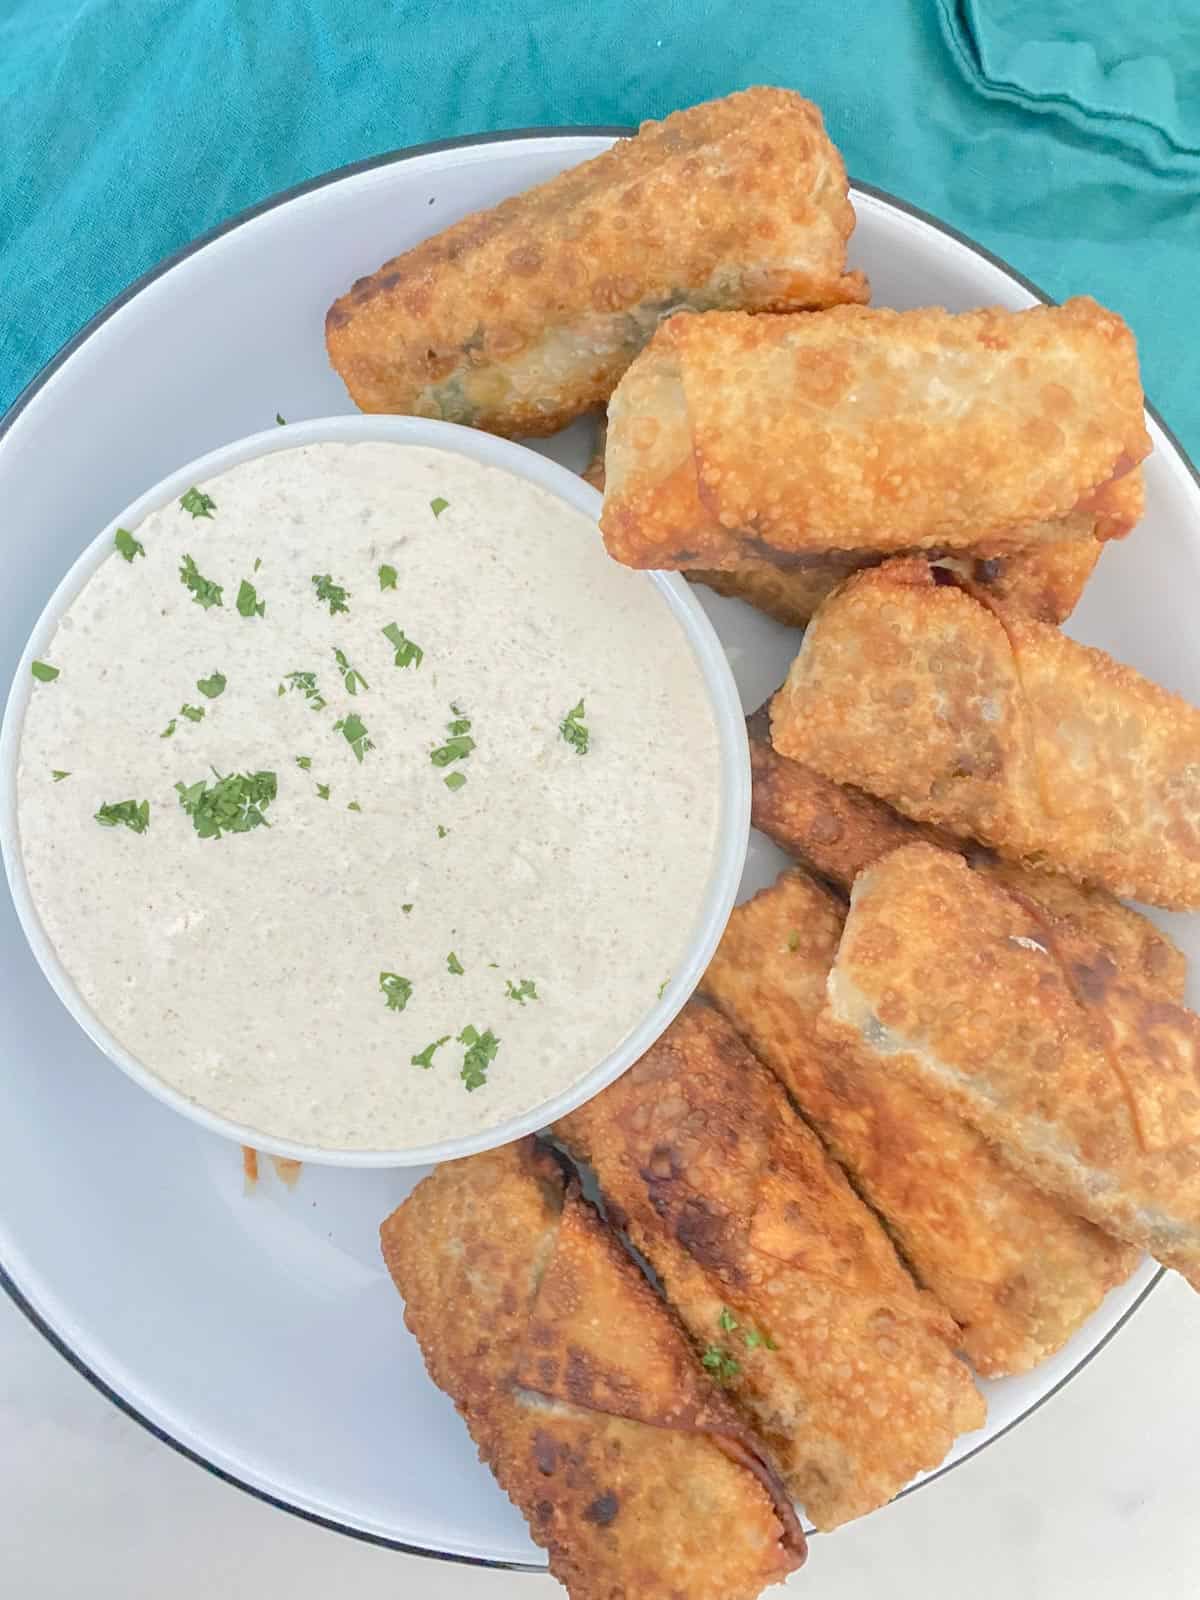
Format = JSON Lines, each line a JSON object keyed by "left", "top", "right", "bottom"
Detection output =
{"left": 1, "top": 129, "right": 1195, "bottom": 1568}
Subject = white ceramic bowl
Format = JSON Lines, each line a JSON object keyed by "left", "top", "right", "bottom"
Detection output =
{"left": 0, "top": 413, "right": 750, "bottom": 1168}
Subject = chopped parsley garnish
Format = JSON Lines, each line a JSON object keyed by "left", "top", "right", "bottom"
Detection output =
{"left": 311, "top": 573, "right": 349, "bottom": 615}
{"left": 114, "top": 527, "right": 144, "bottom": 562}
{"left": 443, "top": 770, "right": 466, "bottom": 792}
{"left": 179, "top": 554, "right": 223, "bottom": 609}
{"left": 275, "top": 412, "right": 287, "bottom": 426}
{"left": 436, "top": 824, "right": 448, "bottom": 838}
{"left": 284, "top": 670, "right": 326, "bottom": 710}
{"left": 175, "top": 769, "right": 276, "bottom": 839}
{"left": 716, "top": 1307, "right": 775, "bottom": 1351}
{"left": 382, "top": 622, "right": 423, "bottom": 669}
{"left": 402, "top": 903, "right": 413, "bottom": 913}
{"left": 431, "top": 708, "right": 474, "bottom": 775}
{"left": 196, "top": 671, "right": 226, "bottom": 698}
{"left": 458, "top": 1024, "right": 499, "bottom": 1091}
{"left": 295, "top": 755, "right": 312, "bottom": 770}
{"left": 253, "top": 557, "right": 262, "bottom": 572}
{"left": 51, "top": 770, "right": 70, "bottom": 782}
{"left": 412, "top": 1035, "right": 450, "bottom": 1070}
{"left": 95, "top": 798, "right": 150, "bottom": 834}
{"left": 236, "top": 578, "right": 265, "bottom": 618}
{"left": 657, "top": 978, "right": 669, "bottom": 1000}
{"left": 160, "top": 718, "right": 177, "bottom": 739}
{"left": 447, "top": 951, "right": 464, "bottom": 975}
{"left": 334, "top": 712, "right": 373, "bottom": 763}
{"left": 347, "top": 800, "right": 362, "bottom": 812}
{"left": 180, "top": 487, "right": 216, "bottom": 519}
{"left": 378, "top": 564, "right": 397, "bottom": 591}
{"left": 430, "top": 496, "right": 449, "bottom": 518}
{"left": 180, "top": 703, "right": 205, "bottom": 723}
{"left": 316, "top": 783, "right": 330, "bottom": 800}
{"left": 701, "top": 1346, "right": 741, "bottom": 1384}
{"left": 379, "top": 972, "right": 413, "bottom": 1012}
{"left": 559, "top": 698, "right": 589, "bottom": 755}
{"left": 504, "top": 977, "right": 538, "bottom": 1006}
{"left": 718, "top": 1307, "right": 738, "bottom": 1333}
{"left": 333, "top": 646, "right": 368, "bottom": 694}
{"left": 31, "top": 661, "right": 59, "bottom": 683}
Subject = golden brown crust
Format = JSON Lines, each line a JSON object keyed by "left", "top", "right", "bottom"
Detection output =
{"left": 701, "top": 869, "right": 1139, "bottom": 1376}
{"left": 600, "top": 298, "right": 1151, "bottom": 568}
{"left": 327, "top": 88, "right": 867, "bottom": 436}
{"left": 824, "top": 845, "right": 1200, "bottom": 1289}
{"left": 771, "top": 558, "right": 1200, "bottom": 909}
{"left": 556, "top": 1003, "right": 985, "bottom": 1529}
{"left": 381, "top": 1139, "right": 804, "bottom": 1599}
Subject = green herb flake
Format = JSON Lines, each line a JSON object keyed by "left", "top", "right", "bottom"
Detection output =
{"left": 175, "top": 770, "right": 276, "bottom": 839}
{"left": 333, "top": 646, "right": 368, "bottom": 694}
{"left": 787, "top": 930, "right": 801, "bottom": 953}
{"left": 378, "top": 564, "right": 398, "bottom": 591}
{"left": 657, "top": 978, "right": 669, "bottom": 1000}
{"left": 180, "top": 486, "right": 216, "bottom": 519}
{"left": 275, "top": 413, "right": 287, "bottom": 426}
{"left": 717, "top": 1307, "right": 739, "bottom": 1334}
{"left": 114, "top": 527, "right": 145, "bottom": 562}
{"left": 295, "top": 755, "right": 312, "bottom": 770}
{"left": 504, "top": 977, "right": 538, "bottom": 1006}
{"left": 379, "top": 971, "right": 413, "bottom": 1013}
{"left": 412, "top": 1035, "right": 450, "bottom": 1070}
{"left": 447, "top": 951, "right": 465, "bottom": 976}
{"left": 284, "top": 670, "right": 326, "bottom": 709}
{"left": 180, "top": 703, "right": 205, "bottom": 724}
{"left": 316, "top": 782, "right": 331, "bottom": 800}
{"left": 311, "top": 573, "right": 350, "bottom": 615}
{"left": 401, "top": 903, "right": 413, "bottom": 914}
{"left": 430, "top": 707, "right": 475, "bottom": 770}
{"left": 159, "top": 718, "right": 177, "bottom": 739}
{"left": 31, "top": 661, "right": 59, "bottom": 683}
{"left": 559, "top": 698, "right": 589, "bottom": 756}
{"left": 334, "top": 712, "right": 373, "bottom": 763}
{"left": 743, "top": 1329, "right": 778, "bottom": 1352}
{"left": 347, "top": 801, "right": 362, "bottom": 812}
{"left": 95, "top": 798, "right": 150, "bottom": 834}
{"left": 382, "top": 622, "right": 423, "bottom": 670}
{"left": 444, "top": 770, "right": 467, "bottom": 792}
{"left": 700, "top": 1346, "right": 741, "bottom": 1385}
{"left": 196, "top": 671, "right": 226, "bottom": 699}
{"left": 430, "top": 496, "right": 450, "bottom": 518}
{"left": 458, "top": 1024, "right": 499, "bottom": 1091}
{"left": 436, "top": 824, "right": 448, "bottom": 838}
{"left": 179, "top": 554, "right": 224, "bottom": 610}
{"left": 51, "top": 770, "right": 70, "bottom": 782}
{"left": 253, "top": 557, "right": 262, "bottom": 572}
{"left": 236, "top": 579, "right": 265, "bottom": 618}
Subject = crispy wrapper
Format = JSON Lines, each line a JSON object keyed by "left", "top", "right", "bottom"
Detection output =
{"left": 771, "top": 558, "right": 1200, "bottom": 909}
{"left": 381, "top": 1139, "right": 805, "bottom": 1600}
{"left": 600, "top": 298, "right": 1150, "bottom": 569}
{"left": 702, "top": 868, "right": 1140, "bottom": 1376}
{"left": 824, "top": 844, "right": 1200, "bottom": 1290}
{"left": 556, "top": 1002, "right": 985, "bottom": 1529}
{"left": 747, "top": 717, "right": 1187, "bottom": 996}
{"left": 327, "top": 88, "right": 867, "bottom": 437}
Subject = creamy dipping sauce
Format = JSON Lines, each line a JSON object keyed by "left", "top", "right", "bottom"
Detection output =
{"left": 16, "top": 443, "right": 721, "bottom": 1150}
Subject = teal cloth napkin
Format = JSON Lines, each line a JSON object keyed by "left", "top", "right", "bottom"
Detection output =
{"left": 3, "top": 0, "right": 1198, "bottom": 459}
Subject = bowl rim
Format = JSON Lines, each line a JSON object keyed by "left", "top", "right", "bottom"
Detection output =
{"left": 0, "top": 124, "right": 1189, "bottom": 1568}
{"left": 0, "top": 412, "right": 750, "bottom": 1168}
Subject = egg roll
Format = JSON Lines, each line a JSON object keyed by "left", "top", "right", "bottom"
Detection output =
{"left": 747, "top": 715, "right": 1187, "bottom": 996}
{"left": 702, "top": 868, "right": 1140, "bottom": 1376}
{"left": 327, "top": 87, "right": 867, "bottom": 437}
{"left": 600, "top": 298, "right": 1150, "bottom": 569}
{"left": 555, "top": 1002, "right": 985, "bottom": 1529}
{"left": 381, "top": 1138, "right": 805, "bottom": 1600}
{"left": 824, "top": 843, "right": 1200, "bottom": 1290}
{"left": 771, "top": 558, "right": 1200, "bottom": 909}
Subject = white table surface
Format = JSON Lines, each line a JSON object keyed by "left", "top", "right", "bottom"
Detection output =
{"left": 2, "top": 1270, "right": 1197, "bottom": 1598}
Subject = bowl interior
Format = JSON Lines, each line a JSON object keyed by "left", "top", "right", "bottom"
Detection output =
{"left": 0, "top": 137, "right": 1187, "bottom": 1561}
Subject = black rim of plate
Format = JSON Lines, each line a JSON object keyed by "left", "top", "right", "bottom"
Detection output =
{"left": 0, "top": 124, "right": 1190, "bottom": 1568}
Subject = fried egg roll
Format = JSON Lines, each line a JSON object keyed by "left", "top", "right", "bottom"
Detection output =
{"left": 327, "top": 88, "right": 867, "bottom": 437}
{"left": 771, "top": 558, "right": 1200, "bottom": 910}
{"left": 600, "top": 298, "right": 1149, "bottom": 569}
{"left": 556, "top": 1002, "right": 985, "bottom": 1529}
{"left": 747, "top": 717, "right": 1187, "bottom": 996}
{"left": 703, "top": 869, "right": 1140, "bottom": 1376}
{"left": 381, "top": 1139, "right": 805, "bottom": 1600}
{"left": 824, "top": 844, "right": 1200, "bottom": 1290}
